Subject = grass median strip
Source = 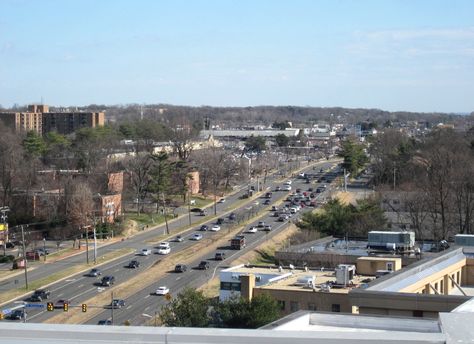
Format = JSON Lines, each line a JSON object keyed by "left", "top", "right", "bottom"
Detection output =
{"left": 0, "top": 248, "right": 134, "bottom": 305}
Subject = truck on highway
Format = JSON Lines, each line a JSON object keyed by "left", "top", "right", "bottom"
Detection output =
{"left": 231, "top": 235, "right": 246, "bottom": 250}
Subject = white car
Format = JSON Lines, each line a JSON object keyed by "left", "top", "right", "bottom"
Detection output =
{"left": 284, "top": 185, "right": 292, "bottom": 191}
{"left": 139, "top": 248, "right": 151, "bottom": 256}
{"left": 155, "top": 286, "right": 170, "bottom": 295}
{"left": 218, "top": 198, "right": 226, "bottom": 203}
{"left": 157, "top": 242, "right": 170, "bottom": 249}
{"left": 284, "top": 180, "right": 292, "bottom": 185}
{"left": 191, "top": 233, "right": 203, "bottom": 241}
{"left": 247, "top": 226, "right": 258, "bottom": 233}
{"left": 157, "top": 247, "right": 171, "bottom": 255}
{"left": 211, "top": 225, "right": 221, "bottom": 232}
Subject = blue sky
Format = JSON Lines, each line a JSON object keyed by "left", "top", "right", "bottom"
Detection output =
{"left": 1, "top": 0, "right": 473, "bottom": 112}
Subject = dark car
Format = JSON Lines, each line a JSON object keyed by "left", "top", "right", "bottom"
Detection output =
{"left": 111, "top": 299, "right": 125, "bottom": 309}
{"left": 263, "top": 199, "right": 271, "bottom": 205}
{"left": 101, "top": 276, "right": 115, "bottom": 286}
{"left": 30, "top": 289, "right": 51, "bottom": 302}
{"left": 88, "top": 268, "right": 102, "bottom": 277}
{"left": 54, "top": 299, "right": 70, "bottom": 309}
{"left": 216, "top": 218, "right": 225, "bottom": 225}
{"left": 198, "top": 261, "right": 210, "bottom": 270}
{"left": 190, "top": 207, "right": 203, "bottom": 213}
{"left": 128, "top": 260, "right": 140, "bottom": 269}
{"left": 229, "top": 213, "right": 236, "bottom": 221}
{"left": 8, "top": 309, "right": 26, "bottom": 320}
{"left": 200, "top": 224, "right": 209, "bottom": 231}
{"left": 6, "top": 242, "right": 15, "bottom": 249}
{"left": 175, "top": 264, "right": 187, "bottom": 272}
{"left": 215, "top": 252, "right": 226, "bottom": 261}
{"left": 98, "top": 319, "right": 112, "bottom": 326}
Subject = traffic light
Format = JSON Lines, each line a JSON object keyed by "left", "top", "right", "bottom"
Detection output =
{"left": 47, "top": 302, "right": 54, "bottom": 311}
{"left": 63, "top": 303, "right": 69, "bottom": 312}
{"left": 82, "top": 304, "right": 87, "bottom": 312}
{"left": 0, "top": 312, "right": 4, "bottom": 320}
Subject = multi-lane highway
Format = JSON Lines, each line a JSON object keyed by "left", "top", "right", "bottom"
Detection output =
{"left": 1, "top": 159, "right": 341, "bottom": 325}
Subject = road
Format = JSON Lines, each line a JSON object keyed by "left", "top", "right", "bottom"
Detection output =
{"left": 1, "top": 159, "right": 341, "bottom": 324}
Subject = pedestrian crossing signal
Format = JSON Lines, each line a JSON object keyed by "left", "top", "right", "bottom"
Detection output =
{"left": 82, "top": 304, "right": 87, "bottom": 312}
{"left": 47, "top": 302, "right": 54, "bottom": 311}
{"left": 63, "top": 303, "right": 69, "bottom": 312}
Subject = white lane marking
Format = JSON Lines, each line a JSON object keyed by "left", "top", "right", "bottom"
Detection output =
{"left": 65, "top": 279, "right": 75, "bottom": 282}
{"left": 176, "top": 277, "right": 181, "bottom": 281}
{"left": 70, "top": 286, "right": 97, "bottom": 301}
{"left": 144, "top": 295, "right": 150, "bottom": 299}
{"left": 126, "top": 305, "right": 132, "bottom": 310}
{"left": 57, "top": 293, "right": 63, "bottom": 297}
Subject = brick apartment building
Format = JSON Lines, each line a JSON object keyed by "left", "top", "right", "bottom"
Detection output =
{"left": 0, "top": 104, "right": 105, "bottom": 135}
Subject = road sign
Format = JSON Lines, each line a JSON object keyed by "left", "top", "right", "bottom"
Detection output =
{"left": 25, "top": 304, "right": 45, "bottom": 308}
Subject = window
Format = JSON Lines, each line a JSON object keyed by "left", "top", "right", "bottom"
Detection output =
{"left": 220, "top": 282, "right": 231, "bottom": 291}
{"left": 332, "top": 304, "right": 341, "bottom": 312}
{"left": 277, "top": 300, "right": 285, "bottom": 311}
{"left": 386, "top": 262, "right": 394, "bottom": 271}
{"left": 307, "top": 303, "right": 317, "bottom": 311}
{"left": 290, "top": 301, "right": 299, "bottom": 312}
{"left": 230, "top": 282, "right": 241, "bottom": 291}
{"left": 413, "top": 310, "right": 423, "bottom": 317}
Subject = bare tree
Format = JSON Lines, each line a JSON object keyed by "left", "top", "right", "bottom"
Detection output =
{"left": 124, "top": 153, "right": 154, "bottom": 215}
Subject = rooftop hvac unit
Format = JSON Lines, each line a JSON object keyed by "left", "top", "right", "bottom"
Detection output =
{"left": 294, "top": 275, "right": 315, "bottom": 288}
{"left": 320, "top": 284, "right": 331, "bottom": 292}
{"left": 335, "top": 264, "right": 355, "bottom": 286}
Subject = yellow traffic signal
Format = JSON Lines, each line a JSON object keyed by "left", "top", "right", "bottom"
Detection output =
{"left": 63, "top": 303, "right": 69, "bottom": 312}
{"left": 0, "top": 312, "right": 4, "bottom": 320}
{"left": 82, "top": 304, "right": 87, "bottom": 312}
{"left": 47, "top": 302, "right": 54, "bottom": 311}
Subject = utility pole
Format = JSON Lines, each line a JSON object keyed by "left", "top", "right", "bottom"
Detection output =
{"left": 111, "top": 291, "right": 114, "bottom": 325}
{"left": 161, "top": 193, "right": 169, "bottom": 235}
{"left": 187, "top": 192, "right": 192, "bottom": 226}
{"left": 93, "top": 227, "right": 97, "bottom": 265}
{"left": 85, "top": 227, "right": 89, "bottom": 265}
{"left": 43, "top": 238, "right": 46, "bottom": 262}
{"left": 393, "top": 166, "right": 396, "bottom": 190}
{"left": 20, "top": 225, "right": 28, "bottom": 290}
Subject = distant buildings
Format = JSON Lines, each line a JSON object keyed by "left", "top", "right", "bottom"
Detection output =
{"left": 0, "top": 104, "right": 105, "bottom": 135}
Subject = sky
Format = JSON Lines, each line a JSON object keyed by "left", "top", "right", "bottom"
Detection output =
{"left": 1, "top": 0, "right": 474, "bottom": 113}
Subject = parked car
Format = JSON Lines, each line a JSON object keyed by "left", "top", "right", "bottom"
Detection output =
{"left": 275, "top": 186, "right": 282, "bottom": 191}
{"left": 35, "top": 248, "right": 50, "bottom": 256}
{"left": 271, "top": 205, "right": 278, "bottom": 211}
{"left": 198, "top": 261, "right": 210, "bottom": 270}
{"left": 215, "top": 252, "right": 226, "bottom": 261}
{"left": 88, "top": 268, "right": 102, "bottom": 277}
{"left": 100, "top": 276, "right": 115, "bottom": 286}
{"left": 128, "top": 260, "right": 140, "bottom": 268}
{"left": 8, "top": 309, "right": 26, "bottom": 320}
{"left": 211, "top": 225, "right": 221, "bottom": 232}
{"left": 247, "top": 226, "right": 258, "bottom": 233}
{"left": 191, "top": 233, "right": 203, "bottom": 241}
{"left": 111, "top": 299, "right": 125, "bottom": 309}
{"left": 139, "top": 248, "right": 151, "bottom": 256}
{"left": 200, "top": 225, "right": 209, "bottom": 231}
{"left": 218, "top": 198, "right": 226, "bottom": 203}
{"left": 284, "top": 185, "right": 292, "bottom": 191}
{"left": 174, "top": 264, "right": 187, "bottom": 272}
{"left": 155, "top": 286, "right": 170, "bottom": 295}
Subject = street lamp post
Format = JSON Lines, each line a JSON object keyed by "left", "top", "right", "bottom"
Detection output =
{"left": 43, "top": 238, "right": 46, "bottom": 262}
{"left": 20, "top": 225, "right": 28, "bottom": 290}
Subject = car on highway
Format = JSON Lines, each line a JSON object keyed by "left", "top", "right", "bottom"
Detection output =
{"left": 111, "top": 299, "right": 125, "bottom": 309}
{"left": 157, "top": 246, "right": 171, "bottom": 255}
{"left": 8, "top": 309, "right": 26, "bottom": 320}
{"left": 264, "top": 225, "right": 272, "bottom": 231}
{"left": 155, "top": 286, "right": 170, "bottom": 295}
{"left": 216, "top": 218, "right": 225, "bottom": 225}
{"left": 278, "top": 215, "right": 289, "bottom": 222}
{"left": 218, "top": 198, "right": 226, "bottom": 203}
{"left": 98, "top": 319, "right": 112, "bottom": 326}
{"left": 197, "top": 261, "right": 210, "bottom": 270}
{"left": 247, "top": 226, "right": 258, "bottom": 233}
{"left": 284, "top": 180, "right": 292, "bottom": 185}
{"left": 271, "top": 205, "right": 278, "bottom": 211}
{"left": 101, "top": 276, "right": 115, "bottom": 287}
{"left": 275, "top": 186, "right": 282, "bottom": 191}
{"left": 54, "top": 299, "right": 70, "bottom": 309}
{"left": 128, "top": 260, "right": 140, "bottom": 269}
{"left": 263, "top": 199, "right": 271, "bottom": 205}
{"left": 139, "top": 248, "right": 152, "bottom": 256}
{"left": 257, "top": 221, "right": 265, "bottom": 228}
{"left": 215, "top": 252, "right": 226, "bottom": 261}
{"left": 211, "top": 225, "right": 221, "bottom": 232}
{"left": 200, "top": 224, "right": 209, "bottom": 231}
{"left": 88, "top": 268, "right": 102, "bottom": 277}
{"left": 175, "top": 235, "right": 184, "bottom": 242}
{"left": 229, "top": 212, "right": 236, "bottom": 221}
{"left": 199, "top": 210, "right": 207, "bottom": 216}
{"left": 284, "top": 185, "right": 292, "bottom": 191}
{"left": 29, "top": 289, "right": 51, "bottom": 302}
{"left": 174, "top": 264, "right": 187, "bottom": 272}
{"left": 191, "top": 233, "right": 203, "bottom": 241}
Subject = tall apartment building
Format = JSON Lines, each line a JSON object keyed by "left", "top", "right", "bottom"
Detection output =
{"left": 0, "top": 104, "right": 105, "bottom": 135}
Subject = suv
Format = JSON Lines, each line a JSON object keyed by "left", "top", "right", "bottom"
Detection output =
{"left": 216, "top": 218, "right": 225, "bottom": 225}
{"left": 198, "top": 261, "right": 210, "bottom": 270}
{"left": 30, "top": 289, "right": 51, "bottom": 302}
{"left": 215, "top": 252, "right": 226, "bottom": 261}
{"left": 111, "top": 299, "right": 125, "bottom": 309}
{"left": 101, "top": 276, "right": 115, "bottom": 286}
{"left": 128, "top": 260, "right": 140, "bottom": 269}
{"left": 174, "top": 264, "right": 187, "bottom": 273}
{"left": 229, "top": 213, "right": 236, "bottom": 221}
{"left": 8, "top": 309, "right": 26, "bottom": 320}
